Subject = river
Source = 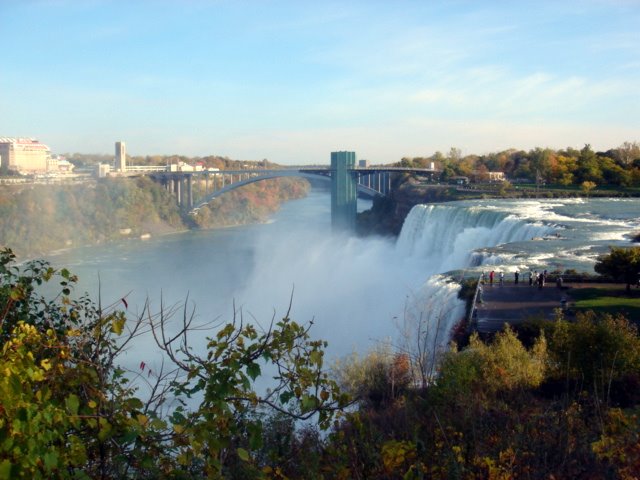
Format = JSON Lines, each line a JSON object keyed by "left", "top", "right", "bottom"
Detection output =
{"left": 46, "top": 192, "right": 640, "bottom": 371}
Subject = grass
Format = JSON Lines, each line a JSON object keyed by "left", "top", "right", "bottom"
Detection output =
{"left": 570, "top": 286, "right": 640, "bottom": 319}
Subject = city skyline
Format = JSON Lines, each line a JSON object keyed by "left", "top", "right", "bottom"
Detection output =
{"left": 1, "top": 0, "right": 638, "bottom": 164}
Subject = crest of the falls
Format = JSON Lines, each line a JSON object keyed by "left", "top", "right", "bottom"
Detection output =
{"left": 396, "top": 204, "right": 554, "bottom": 273}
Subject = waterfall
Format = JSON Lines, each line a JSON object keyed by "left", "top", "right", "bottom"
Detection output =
{"left": 395, "top": 203, "right": 555, "bottom": 360}
{"left": 396, "top": 204, "right": 553, "bottom": 271}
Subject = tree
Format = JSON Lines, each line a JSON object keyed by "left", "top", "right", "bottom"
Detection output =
{"left": 149, "top": 302, "right": 349, "bottom": 476}
{"left": 0, "top": 248, "right": 169, "bottom": 478}
{"left": 615, "top": 141, "right": 640, "bottom": 166}
{"left": 0, "top": 248, "right": 347, "bottom": 478}
{"left": 594, "top": 247, "right": 640, "bottom": 292}
{"left": 498, "top": 180, "right": 512, "bottom": 196}
{"left": 543, "top": 311, "right": 640, "bottom": 407}
{"left": 576, "top": 144, "right": 603, "bottom": 184}
{"left": 581, "top": 180, "right": 596, "bottom": 196}
{"left": 332, "top": 347, "right": 410, "bottom": 410}
{"left": 554, "top": 154, "right": 577, "bottom": 185}
{"left": 529, "top": 148, "right": 554, "bottom": 183}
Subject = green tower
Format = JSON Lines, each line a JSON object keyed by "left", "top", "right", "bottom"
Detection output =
{"left": 331, "top": 151, "right": 357, "bottom": 231}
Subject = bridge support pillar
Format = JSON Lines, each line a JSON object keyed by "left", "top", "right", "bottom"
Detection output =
{"left": 187, "top": 175, "right": 193, "bottom": 208}
{"left": 175, "top": 177, "right": 182, "bottom": 206}
{"left": 331, "top": 151, "right": 357, "bottom": 231}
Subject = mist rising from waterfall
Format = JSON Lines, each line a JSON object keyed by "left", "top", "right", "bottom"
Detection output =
{"left": 236, "top": 199, "right": 555, "bottom": 357}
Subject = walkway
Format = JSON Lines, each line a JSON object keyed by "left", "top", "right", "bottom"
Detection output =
{"left": 475, "top": 281, "right": 569, "bottom": 334}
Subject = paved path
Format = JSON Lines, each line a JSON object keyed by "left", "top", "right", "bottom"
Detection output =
{"left": 475, "top": 282, "right": 569, "bottom": 334}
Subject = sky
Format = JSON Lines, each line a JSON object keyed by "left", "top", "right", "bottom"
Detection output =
{"left": 1, "top": 0, "right": 639, "bottom": 164}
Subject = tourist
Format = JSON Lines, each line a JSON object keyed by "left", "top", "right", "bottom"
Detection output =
{"left": 514, "top": 270, "right": 519, "bottom": 285}
{"left": 499, "top": 271, "right": 504, "bottom": 286}
{"left": 529, "top": 270, "right": 534, "bottom": 286}
{"left": 489, "top": 270, "right": 494, "bottom": 286}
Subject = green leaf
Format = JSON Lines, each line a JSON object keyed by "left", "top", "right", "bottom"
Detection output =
{"left": 237, "top": 447, "right": 250, "bottom": 462}
{"left": 43, "top": 451, "right": 59, "bottom": 470}
{"left": 120, "top": 429, "right": 138, "bottom": 443}
{"left": 66, "top": 394, "right": 80, "bottom": 415}
{"left": 300, "top": 395, "right": 317, "bottom": 413}
{"left": 98, "top": 418, "right": 114, "bottom": 441}
{"left": 309, "top": 350, "right": 323, "bottom": 366}
{"left": 126, "top": 397, "right": 144, "bottom": 410}
{"left": 279, "top": 391, "right": 293, "bottom": 405}
{"left": 248, "top": 423, "right": 263, "bottom": 450}
{"left": 0, "top": 460, "right": 11, "bottom": 480}
{"left": 246, "top": 363, "right": 261, "bottom": 381}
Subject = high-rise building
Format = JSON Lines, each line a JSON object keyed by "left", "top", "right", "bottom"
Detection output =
{"left": 115, "top": 141, "right": 126, "bottom": 172}
{"left": 0, "top": 137, "right": 51, "bottom": 173}
{"left": 330, "top": 151, "right": 357, "bottom": 231}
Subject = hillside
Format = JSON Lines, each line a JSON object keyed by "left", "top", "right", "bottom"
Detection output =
{"left": 0, "top": 176, "right": 309, "bottom": 259}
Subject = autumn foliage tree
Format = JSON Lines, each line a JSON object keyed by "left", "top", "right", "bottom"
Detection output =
{"left": 595, "top": 246, "right": 640, "bottom": 291}
{"left": 0, "top": 248, "right": 347, "bottom": 478}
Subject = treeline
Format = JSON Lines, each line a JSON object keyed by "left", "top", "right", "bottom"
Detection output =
{"left": 0, "top": 176, "right": 309, "bottom": 258}
{"left": 2, "top": 249, "right": 640, "bottom": 478}
{"left": 397, "top": 142, "right": 640, "bottom": 187}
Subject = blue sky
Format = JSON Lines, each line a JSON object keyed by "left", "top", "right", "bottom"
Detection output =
{"left": 1, "top": 0, "right": 638, "bottom": 164}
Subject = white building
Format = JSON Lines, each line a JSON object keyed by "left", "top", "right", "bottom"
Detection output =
{"left": 488, "top": 171, "right": 505, "bottom": 181}
{"left": 97, "top": 163, "right": 111, "bottom": 178}
{"left": 0, "top": 137, "right": 51, "bottom": 174}
{"left": 169, "top": 161, "right": 204, "bottom": 172}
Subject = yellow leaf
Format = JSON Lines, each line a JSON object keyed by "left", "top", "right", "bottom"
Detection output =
{"left": 111, "top": 317, "right": 126, "bottom": 335}
{"left": 137, "top": 414, "right": 149, "bottom": 426}
{"left": 88, "top": 400, "right": 97, "bottom": 409}
{"left": 173, "top": 424, "right": 185, "bottom": 434}
{"left": 40, "top": 359, "right": 52, "bottom": 371}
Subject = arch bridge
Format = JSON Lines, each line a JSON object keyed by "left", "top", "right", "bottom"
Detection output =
{"left": 149, "top": 154, "right": 436, "bottom": 230}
